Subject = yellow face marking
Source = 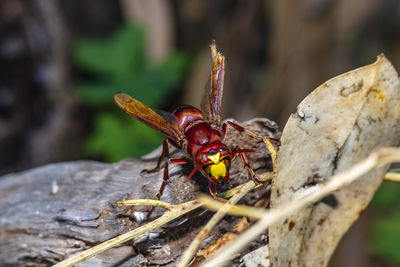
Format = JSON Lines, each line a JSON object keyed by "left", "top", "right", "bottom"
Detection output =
{"left": 207, "top": 152, "right": 227, "bottom": 179}
{"left": 207, "top": 152, "right": 220, "bottom": 164}
{"left": 210, "top": 161, "right": 227, "bottom": 180}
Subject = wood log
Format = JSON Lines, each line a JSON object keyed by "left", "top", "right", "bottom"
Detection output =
{"left": 0, "top": 118, "right": 279, "bottom": 266}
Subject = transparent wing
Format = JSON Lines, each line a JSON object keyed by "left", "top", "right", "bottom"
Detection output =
{"left": 201, "top": 41, "right": 225, "bottom": 126}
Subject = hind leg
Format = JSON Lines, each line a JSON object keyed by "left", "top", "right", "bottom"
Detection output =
{"left": 155, "top": 157, "right": 189, "bottom": 200}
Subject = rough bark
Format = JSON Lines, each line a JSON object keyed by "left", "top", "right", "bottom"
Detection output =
{"left": 0, "top": 118, "right": 279, "bottom": 267}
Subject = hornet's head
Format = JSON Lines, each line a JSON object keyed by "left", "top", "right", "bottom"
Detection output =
{"left": 187, "top": 142, "right": 257, "bottom": 185}
{"left": 188, "top": 143, "right": 231, "bottom": 184}
{"left": 201, "top": 147, "right": 231, "bottom": 184}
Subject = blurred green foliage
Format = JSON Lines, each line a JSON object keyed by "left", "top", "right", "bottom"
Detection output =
{"left": 369, "top": 180, "right": 400, "bottom": 265}
{"left": 369, "top": 215, "right": 400, "bottom": 265}
{"left": 73, "top": 24, "right": 189, "bottom": 162}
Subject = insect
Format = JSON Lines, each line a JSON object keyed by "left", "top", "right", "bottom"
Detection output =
{"left": 114, "top": 42, "right": 267, "bottom": 200}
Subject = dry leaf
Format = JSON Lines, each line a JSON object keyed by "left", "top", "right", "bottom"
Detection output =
{"left": 269, "top": 55, "right": 400, "bottom": 267}
{"left": 196, "top": 198, "right": 269, "bottom": 261}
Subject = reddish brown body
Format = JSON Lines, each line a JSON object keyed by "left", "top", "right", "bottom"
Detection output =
{"left": 171, "top": 106, "right": 231, "bottom": 185}
{"left": 114, "top": 42, "right": 260, "bottom": 199}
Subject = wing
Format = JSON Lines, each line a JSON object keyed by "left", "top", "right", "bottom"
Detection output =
{"left": 201, "top": 41, "right": 225, "bottom": 126}
{"left": 114, "top": 92, "right": 183, "bottom": 145}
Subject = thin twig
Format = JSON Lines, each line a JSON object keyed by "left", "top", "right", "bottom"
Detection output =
{"left": 263, "top": 137, "right": 277, "bottom": 173}
{"left": 201, "top": 147, "right": 400, "bottom": 267}
{"left": 177, "top": 181, "right": 255, "bottom": 267}
{"left": 53, "top": 200, "right": 204, "bottom": 267}
{"left": 117, "top": 199, "right": 173, "bottom": 210}
{"left": 218, "top": 172, "right": 273, "bottom": 199}
{"left": 384, "top": 172, "right": 400, "bottom": 182}
{"left": 202, "top": 170, "right": 400, "bottom": 219}
{"left": 198, "top": 195, "right": 265, "bottom": 220}
{"left": 196, "top": 197, "right": 269, "bottom": 261}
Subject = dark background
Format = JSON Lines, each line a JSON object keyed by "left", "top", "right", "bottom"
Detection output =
{"left": 1, "top": 0, "right": 400, "bottom": 266}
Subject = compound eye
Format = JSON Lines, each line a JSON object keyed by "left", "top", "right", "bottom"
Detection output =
{"left": 201, "top": 153, "right": 208, "bottom": 162}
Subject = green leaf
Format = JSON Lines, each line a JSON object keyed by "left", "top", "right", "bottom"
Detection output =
{"left": 76, "top": 82, "right": 124, "bottom": 106}
{"left": 136, "top": 52, "right": 190, "bottom": 106}
{"left": 85, "top": 113, "right": 163, "bottom": 162}
{"left": 73, "top": 23, "right": 190, "bottom": 161}
{"left": 73, "top": 24, "right": 145, "bottom": 81}
{"left": 370, "top": 182, "right": 400, "bottom": 211}
{"left": 369, "top": 214, "right": 400, "bottom": 265}
{"left": 154, "top": 52, "right": 190, "bottom": 89}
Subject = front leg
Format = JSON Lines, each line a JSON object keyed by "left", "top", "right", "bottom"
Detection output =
{"left": 208, "top": 181, "right": 227, "bottom": 202}
{"left": 232, "top": 145, "right": 261, "bottom": 184}
{"left": 222, "top": 121, "right": 278, "bottom": 173}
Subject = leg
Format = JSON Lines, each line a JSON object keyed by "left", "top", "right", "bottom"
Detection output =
{"left": 142, "top": 138, "right": 170, "bottom": 174}
{"left": 232, "top": 145, "right": 262, "bottom": 184}
{"left": 223, "top": 121, "right": 278, "bottom": 174}
{"left": 155, "top": 157, "right": 189, "bottom": 200}
{"left": 224, "top": 120, "right": 260, "bottom": 139}
{"left": 208, "top": 181, "right": 217, "bottom": 198}
{"left": 208, "top": 181, "right": 227, "bottom": 202}
{"left": 227, "top": 121, "right": 280, "bottom": 144}
{"left": 241, "top": 154, "right": 259, "bottom": 184}
{"left": 222, "top": 121, "right": 245, "bottom": 139}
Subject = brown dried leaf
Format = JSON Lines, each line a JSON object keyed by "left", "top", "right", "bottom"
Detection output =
{"left": 196, "top": 217, "right": 250, "bottom": 260}
{"left": 196, "top": 198, "right": 269, "bottom": 261}
{"left": 269, "top": 55, "right": 400, "bottom": 267}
